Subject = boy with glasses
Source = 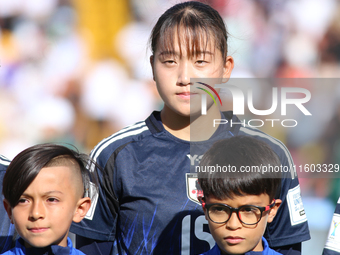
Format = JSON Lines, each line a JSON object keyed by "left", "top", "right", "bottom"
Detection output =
{"left": 198, "top": 136, "right": 283, "bottom": 255}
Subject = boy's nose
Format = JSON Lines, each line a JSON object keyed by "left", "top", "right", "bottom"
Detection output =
{"left": 226, "top": 212, "right": 242, "bottom": 230}
{"left": 29, "top": 201, "right": 45, "bottom": 220}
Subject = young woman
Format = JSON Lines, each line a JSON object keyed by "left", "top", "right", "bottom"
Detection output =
{"left": 71, "top": 2, "right": 310, "bottom": 254}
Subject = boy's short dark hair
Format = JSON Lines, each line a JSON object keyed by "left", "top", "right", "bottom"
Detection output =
{"left": 2, "top": 143, "right": 98, "bottom": 208}
{"left": 198, "top": 136, "right": 281, "bottom": 201}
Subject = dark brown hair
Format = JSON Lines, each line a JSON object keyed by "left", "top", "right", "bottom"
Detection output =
{"left": 198, "top": 136, "right": 281, "bottom": 201}
{"left": 2, "top": 143, "right": 98, "bottom": 208}
{"left": 149, "top": 1, "right": 229, "bottom": 60}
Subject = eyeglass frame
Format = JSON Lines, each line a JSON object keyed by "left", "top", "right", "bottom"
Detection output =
{"left": 202, "top": 199, "right": 276, "bottom": 225}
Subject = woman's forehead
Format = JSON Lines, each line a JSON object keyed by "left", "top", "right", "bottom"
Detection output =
{"left": 156, "top": 25, "right": 217, "bottom": 57}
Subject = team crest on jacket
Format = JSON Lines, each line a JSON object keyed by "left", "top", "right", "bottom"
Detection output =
{"left": 186, "top": 173, "right": 203, "bottom": 205}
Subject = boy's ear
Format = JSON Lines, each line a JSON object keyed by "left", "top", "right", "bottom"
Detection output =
{"left": 3, "top": 199, "right": 14, "bottom": 224}
{"left": 203, "top": 208, "right": 208, "bottom": 221}
{"left": 199, "top": 197, "right": 209, "bottom": 221}
{"left": 267, "top": 199, "right": 282, "bottom": 223}
{"left": 73, "top": 197, "right": 91, "bottom": 223}
{"left": 150, "top": 55, "right": 155, "bottom": 81}
{"left": 222, "top": 56, "right": 234, "bottom": 82}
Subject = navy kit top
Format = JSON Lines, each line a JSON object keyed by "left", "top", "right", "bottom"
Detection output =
{"left": 1, "top": 237, "right": 85, "bottom": 255}
{"left": 71, "top": 111, "right": 310, "bottom": 255}
{"left": 200, "top": 237, "right": 283, "bottom": 255}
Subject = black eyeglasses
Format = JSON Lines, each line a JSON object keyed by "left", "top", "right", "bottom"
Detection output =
{"left": 202, "top": 200, "right": 275, "bottom": 225}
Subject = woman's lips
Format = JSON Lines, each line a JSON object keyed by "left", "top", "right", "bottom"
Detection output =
{"left": 176, "top": 92, "right": 197, "bottom": 99}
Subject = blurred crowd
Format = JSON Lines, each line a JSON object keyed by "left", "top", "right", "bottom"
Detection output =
{"left": 0, "top": 0, "right": 340, "bottom": 252}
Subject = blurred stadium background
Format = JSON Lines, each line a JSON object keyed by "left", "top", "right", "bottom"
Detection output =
{"left": 0, "top": 0, "right": 340, "bottom": 254}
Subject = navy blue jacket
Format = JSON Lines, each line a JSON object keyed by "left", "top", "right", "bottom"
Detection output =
{"left": 201, "top": 237, "right": 283, "bottom": 255}
{"left": 1, "top": 237, "right": 84, "bottom": 255}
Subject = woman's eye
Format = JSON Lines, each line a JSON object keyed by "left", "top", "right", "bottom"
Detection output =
{"left": 164, "top": 60, "right": 176, "bottom": 65}
{"left": 196, "top": 60, "right": 207, "bottom": 65}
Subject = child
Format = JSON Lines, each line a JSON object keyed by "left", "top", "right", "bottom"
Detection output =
{"left": 198, "top": 136, "right": 282, "bottom": 255}
{"left": 0, "top": 155, "right": 16, "bottom": 253}
{"left": 70, "top": 1, "right": 309, "bottom": 254}
{"left": 1, "top": 144, "right": 95, "bottom": 255}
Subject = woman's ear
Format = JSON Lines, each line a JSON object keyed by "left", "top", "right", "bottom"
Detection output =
{"left": 199, "top": 197, "right": 209, "bottom": 221}
{"left": 3, "top": 199, "right": 14, "bottom": 224}
{"left": 73, "top": 197, "right": 91, "bottom": 223}
{"left": 267, "top": 199, "right": 282, "bottom": 223}
{"left": 222, "top": 56, "right": 234, "bottom": 82}
{"left": 150, "top": 55, "right": 155, "bottom": 81}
